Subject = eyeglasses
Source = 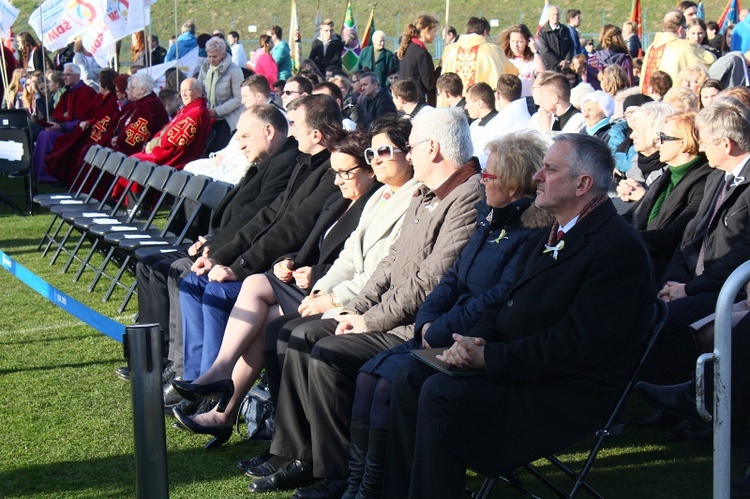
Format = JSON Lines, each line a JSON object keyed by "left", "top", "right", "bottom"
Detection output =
{"left": 283, "top": 90, "right": 302, "bottom": 96}
{"left": 405, "top": 138, "right": 431, "bottom": 153}
{"left": 364, "top": 145, "right": 403, "bottom": 165}
{"left": 658, "top": 132, "right": 682, "bottom": 144}
{"left": 62, "top": 73, "right": 75, "bottom": 77}
{"left": 331, "top": 165, "right": 362, "bottom": 180}
{"left": 698, "top": 137, "right": 722, "bottom": 148}
{"left": 481, "top": 170, "right": 498, "bottom": 181}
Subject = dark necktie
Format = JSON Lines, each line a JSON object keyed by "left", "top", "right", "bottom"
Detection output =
{"left": 696, "top": 174, "right": 733, "bottom": 275}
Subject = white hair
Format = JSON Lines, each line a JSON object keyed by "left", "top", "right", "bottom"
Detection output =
{"left": 412, "top": 107, "right": 473, "bottom": 166}
{"left": 205, "top": 37, "right": 227, "bottom": 56}
{"left": 63, "top": 63, "right": 81, "bottom": 75}
{"left": 129, "top": 72, "right": 155, "bottom": 93}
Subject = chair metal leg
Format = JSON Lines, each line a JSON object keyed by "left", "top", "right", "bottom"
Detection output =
{"left": 73, "top": 240, "right": 101, "bottom": 282}
{"left": 49, "top": 225, "right": 76, "bottom": 265}
{"left": 102, "top": 255, "right": 131, "bottom": 302}
{"left": 118, "top": 280, "right": 138, "bottom": 313}
{"left": 37, "top": 216, "right": 60, "bottom": 251}
{"left": 61, "top": 233, "right": 88, "bottom": 273}
{"left": 41, "top": 216, "right": 65, "bottom": 256}
{"left": 87, "top": 246, "right": 116, "bottom": 290}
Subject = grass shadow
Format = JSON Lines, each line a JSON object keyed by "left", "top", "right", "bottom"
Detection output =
{"left": 0, "top": 358, "right": 121, "bottom": 376}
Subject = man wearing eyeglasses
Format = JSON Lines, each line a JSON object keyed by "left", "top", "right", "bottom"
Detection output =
{"left": 281, "top": 76, "right": 313, "bottom": 111}
{"left": 33, "top": 62, "right": 97, "bottom": 183}
{"left": 248, "top": 107, "right": 482, "bottom": 497}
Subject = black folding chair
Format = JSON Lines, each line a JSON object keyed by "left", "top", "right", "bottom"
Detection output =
{"left": 474, "top": 298, "right": 669, "bottom": 499}
{"left": 71, "top": 166, "right": 184, "bottom": 282}
{"left": 34, "top": 149, "right": 117, "bottom": 257}
{"left": 34, "top": 145, "right": 106, "bottom": 210}
{"left": 46, "top": 153, "right": 136, "bottom": 265}
{"left": 60, "top": 161, "right": 164, "bottom": 275}
{"left": 0, "top": 109, "right": 35, "bottom": 215}
{"left": 114, "top": 177, "right": 231, "bottom": 312}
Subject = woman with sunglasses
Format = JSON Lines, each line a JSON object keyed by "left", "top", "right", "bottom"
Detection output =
{"left": 341, "top": 131, "right": 553, "bottom": 499}
{"left": 171, "top": 116, "right": 420, "bottom": 448}
{"left": 623, "top": 112, "right": 711, "bottom": 280}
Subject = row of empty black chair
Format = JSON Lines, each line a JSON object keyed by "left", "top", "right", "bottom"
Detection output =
{"left": 36, "top": 146, "right": 232, "bottom": 312}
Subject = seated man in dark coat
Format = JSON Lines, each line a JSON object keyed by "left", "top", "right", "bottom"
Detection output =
{"left": 357, "top": 72, "right": 397, "bottom": 127}
{"left": 381, "top": 133, "right": 655, "bottom": 499}
{"left": 132, "top": 104, "right": 297, "bottom": 388}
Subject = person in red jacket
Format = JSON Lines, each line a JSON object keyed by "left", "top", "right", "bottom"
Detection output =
{"left": 34, "top": 62, "right": 96, "bottom": 182}
{"left": 112, "top": 77, "right": 211, "bottom": 204}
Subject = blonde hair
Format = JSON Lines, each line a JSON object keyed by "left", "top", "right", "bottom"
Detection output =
{"left": 664, "top": 86, "right": 699, "bottom": 113}
{"left": 663, "top": 112, "right": 699, "bottom": 155}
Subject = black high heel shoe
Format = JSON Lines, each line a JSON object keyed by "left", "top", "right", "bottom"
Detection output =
{"left": 172, "top": 407, "right": 232, "bottom": 449}
{"left": 171, "top": 379, "right": 234, "bottom": 413}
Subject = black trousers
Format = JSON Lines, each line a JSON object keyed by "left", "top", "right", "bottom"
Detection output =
{"left": 269, "top": 318, "right": 402, "bottom": 478}
{"left": 642, "top": 291, "right": 720, "bottom": 384}
{"left": 135, "top": 251, "right": 192, "bottom": 374}
{"left": 262, "top": 313, "right": 323, "bottom": 405}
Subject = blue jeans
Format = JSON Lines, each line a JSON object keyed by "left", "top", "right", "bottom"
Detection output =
{"left": 179, "top": 272, "right": 242, "bottom": 380}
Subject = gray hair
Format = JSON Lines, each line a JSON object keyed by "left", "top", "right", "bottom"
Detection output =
{"left": 632, "top": 101, "right": 676, "bottom": 150}
{"left": 412, "top": 107, "right": 473, "bottom": 166}
{"left": 129, "top": 72, "right": 155, "bottom": 93}
{"left": 63, "top": 62, "right": 81, "bottom": 75}
{"left": 552, "top": 133, "right": 616, "bottom": 195}
{"left": 373, "top": 30, "right": 386, "bottom": 41}
{"left": 182, "top": 21, "right": 196, "bottom": 34}
{"left": 205, "top": 37, "right": 227, "bottom": 56}
{"left": 696, "top": 96, "right": 750, "bottom": 151}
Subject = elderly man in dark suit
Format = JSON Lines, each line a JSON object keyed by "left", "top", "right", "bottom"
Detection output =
{"left": 640, "top": 97, "right": 750, "bottom": 389}
{"left": 381, "top": 133, "right": 655, "bottom": 499}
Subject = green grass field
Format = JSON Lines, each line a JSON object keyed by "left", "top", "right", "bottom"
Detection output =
{"left": 0, "top": 178, "right": 742, "bottom": 497}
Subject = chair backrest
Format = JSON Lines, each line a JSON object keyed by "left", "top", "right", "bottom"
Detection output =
{"left": 159, "top": 174, "right": 211, "bottom": 238}
{"left": 0, "top": 109, "right": 31, "bottom": 129}
{"left": 103, "top": 152, "right": 128, "bottom": 175}
{"left": 162, "top": 169, "right": 192, "bottom": 197}
{"left": 199, "top": 180, "right": 233, "bottom": 211}
{"left": 74, "top": 147, "right": 112, "bottom": 197}
{"left": 0, "top": 128, "right": 32, "bottom": 174}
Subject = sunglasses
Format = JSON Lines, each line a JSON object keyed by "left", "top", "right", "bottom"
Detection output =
{"left": 659, "top": 132, "right": 682, "bottom": 144}
{"left": 283, "top": 90, "right": 302, "bottom": 96}
{"left": 405, "top": 138, "right": 431, "bottom": 153}
{"left": 364, "top": 145, "right": 402, "bottom": 165}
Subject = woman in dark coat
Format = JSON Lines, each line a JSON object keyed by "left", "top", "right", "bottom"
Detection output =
{"left": 623, "top": 112, "right": 711, "bottom": 280}
{"left": 341, "top": 131, "right": 554, "bottom": 499}
{"left": 397, "top": 15, "right": 439, "bottom": 106}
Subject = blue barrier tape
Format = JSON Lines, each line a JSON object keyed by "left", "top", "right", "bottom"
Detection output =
{"left": 0, "top": 249, "right": 125, "bottom": 343}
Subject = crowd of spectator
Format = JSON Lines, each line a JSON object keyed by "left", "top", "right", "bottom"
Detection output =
{"left": 15, "top": 4, "right": 750, "bottom": 496}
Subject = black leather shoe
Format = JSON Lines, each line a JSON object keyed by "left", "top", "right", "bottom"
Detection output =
{"left": 293, "top": 478, "right": 349, "bottom": 499}
{"left": 165, "top": 397, "right": 200, "bottom": 416}
{"left": 172, "top": 406, "right": 232, "bottom": 449}
{"left": 164, "top": 381, "right": 184, "bottom": 407}
{"left": 161, "top": 362, "right": 176, "bottom": 386}
{"left": 172, "top": 378, "right": 234, "bottom": 413}
{"left": 248, "top": 459, "right": 315, "bottom": 493}
{"left": 116, "top": 366, "right": 130, "bottom": 380}
{"left": 246, "top": 454, "right": 289, "bottom": 478}
{"left": 626, "top": 409, "right": 678, "bottom": 427}
{"left": 237, "top": 447, "right": 272, "bottom": 471}
{"left": 636, "top": 380, "right": 700, "bottom": 421}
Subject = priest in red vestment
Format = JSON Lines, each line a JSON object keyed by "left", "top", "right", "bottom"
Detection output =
{"left": 45, "top": 68, "right": 120, "bottom": 187}
{"left": 34, "top": 63, "right": 97, "bottom": 183}
{"left": 112, "top": 77, "right": 211, "bottom": 202}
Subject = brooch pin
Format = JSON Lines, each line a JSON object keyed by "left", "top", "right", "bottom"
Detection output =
{"left": 732, "top": 176, "right": 745, "bottom": 187}
{"left": 543, "top": 240, "right": 565, "bottom": 260}
{"left": 488, "top": 229, "right": 508, "bottom": 243}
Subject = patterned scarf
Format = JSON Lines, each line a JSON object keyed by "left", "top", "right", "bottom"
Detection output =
{"left": 546, "top": 194, "right": 608, "bottom": 246}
